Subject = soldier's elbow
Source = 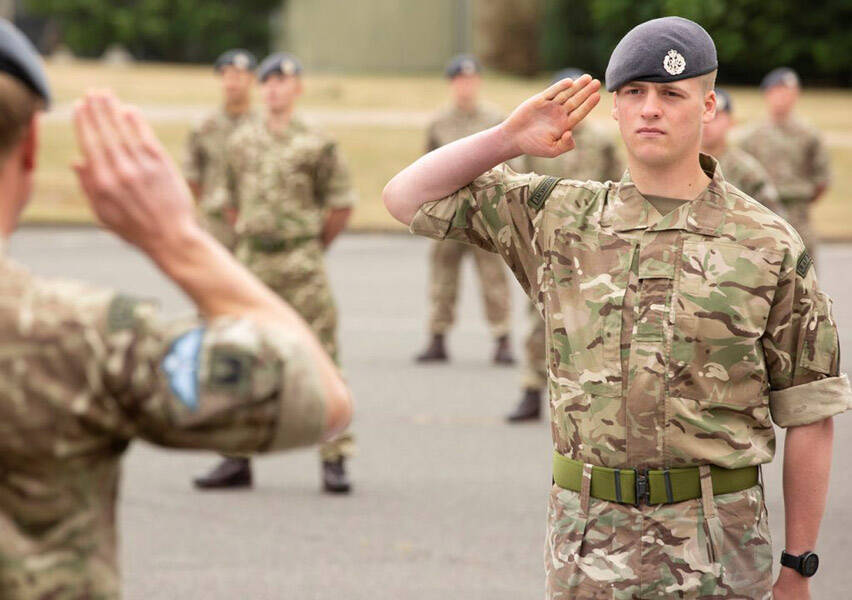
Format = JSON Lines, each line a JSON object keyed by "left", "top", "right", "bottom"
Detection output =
{"left": 322, "top": 379, "right": 353, "bottom": 441}
{"left": 382, "top": 178, "right": 413, "bottom": 226}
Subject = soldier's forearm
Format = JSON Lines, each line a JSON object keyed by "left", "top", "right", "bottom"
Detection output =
{"left": 781, "top": 417, "right": 833, "bottom": 557}
{"left": 383, "top": 124, "right": 518, "bottom": 226}
{"left": 187, "top": 180, "right": 202, "bottom": 203}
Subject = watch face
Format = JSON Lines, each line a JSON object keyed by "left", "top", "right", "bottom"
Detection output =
{"left": 802, "top": 553, "right": 819, "bottom": 577}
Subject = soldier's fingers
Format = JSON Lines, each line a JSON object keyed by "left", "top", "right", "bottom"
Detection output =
{"left": 551, "top": 74, "right": 593, "bottom": 105}
{"left": 122, "top": 106, "right": 164, "bottom": 159}
{"left": 101, "top": 93, "right": 144, "bottom": 162}
{"left": 542, "top": 77, "right": 575, "bottom": 101}
{"left": 563, "top": 78, "right": 600, "bottom": 114}
{"left": 87, "top": 91, "right": 132, "bottom": 168}
{"left": 565, "top": 91, "right": 601, "bottom": 128}
{"left": 554, "top": 131, "right": 575, "bottom": 154}
{"left": 73, "top": 99, "right": 107, "bottom": 172}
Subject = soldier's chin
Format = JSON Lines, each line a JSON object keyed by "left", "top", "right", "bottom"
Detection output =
{"left": 630, "top": 143, "right": 675, "bottom": 168}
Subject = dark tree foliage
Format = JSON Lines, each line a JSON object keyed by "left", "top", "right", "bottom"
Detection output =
{"left": 541, "top": 0, "right": 852, "bottom": 86}
{"left": 24, "top": 0, "right": 282, "bottom": 62}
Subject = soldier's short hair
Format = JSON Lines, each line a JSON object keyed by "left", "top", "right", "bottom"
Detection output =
{"left": 0, "top": 71, "right": 41, "bottom": 159}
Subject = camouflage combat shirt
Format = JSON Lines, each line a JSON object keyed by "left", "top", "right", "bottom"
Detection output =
{"left": 220, "top": 116, "right": 357, "bottom": 248}
{"left": 410, "top": 154, "right": 850, "bottom": 470}
{"left": 183, "top": 108, "right": 260, "bottom": 248}
{"left": 716, "top": 146, "right": 785, "bottom": 217}
{"left": 739, "top": 116, "right": 830, "bottom": 202}
{"left": 0, "top": 245, "right": 328, "bottom": 599}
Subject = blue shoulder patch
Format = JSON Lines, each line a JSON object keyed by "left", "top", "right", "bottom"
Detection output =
{"left": 162, "top": 327, "right": 205, "bottom": 411}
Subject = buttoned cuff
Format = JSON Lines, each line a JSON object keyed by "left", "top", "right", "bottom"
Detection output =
{"left": 769, "top": 373, "right": 851, "bottom": 428}
{"left": 409, "top": 201, "right": 453, "bottom": 240}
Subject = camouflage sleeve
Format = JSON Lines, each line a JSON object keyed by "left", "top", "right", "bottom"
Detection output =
{"left": 315, "top": 142, "right": 358, "bottom": 210}
{"left": 182, "top": 125, "right": 205, "bottom": 184}
{"left": 810, "top": 133, "right": 831, "bottom": 190}
{"left": 408, "top": 164, "right": 553, "bottom": 296}
{"left": 101, "top": 296, "right": 327, "bottom": 453}
{"left": 762, "top": 249, "right": 851, "bottom": 427}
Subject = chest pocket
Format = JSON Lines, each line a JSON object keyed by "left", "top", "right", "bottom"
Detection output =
{"left": 547, "top": 230, "right": 631, "bottom": 398}
{"left": 670, "top": 240, "right": 783, "bottom": 405}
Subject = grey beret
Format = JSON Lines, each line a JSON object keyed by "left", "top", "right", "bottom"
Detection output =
{"left": 0, "top": 19, "right": 50, "bottom": 105}
{"left": 714, "top": 88, "right": 733, "bottom": 113}
{"left": 257, "top": 52, "right": 303, "bottom": 82}
{"left": 551, "top": 68, "right": 586, "bottom": 85}
{"left": 761, "top": 67, "right": 800, "bottom": 90}
{"left": 214, "top": 49, "right": 257, "bottom": 72}
{"left": 445, "top": 54, "right": 481, "bottom": 79}
{"left": 605, "top": 17, "right": 717, "bottom": 92}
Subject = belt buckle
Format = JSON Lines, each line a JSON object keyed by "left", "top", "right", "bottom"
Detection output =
{"left": 634, "top": 468, "right": 649, "bottom": 506}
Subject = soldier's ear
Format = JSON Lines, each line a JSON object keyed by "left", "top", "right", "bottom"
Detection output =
{"left": 611, "top": 93, "right": 619, "bottom": 122}
{"left": 702, "top": 89, "right": 716, "bottom": 124}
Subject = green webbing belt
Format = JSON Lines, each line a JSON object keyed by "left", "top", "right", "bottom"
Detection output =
{"left": 553, "top": 452, "right": 759, "bottom": 505}
{"left": 248, "top": 235, "right": 317, "bottom": 253}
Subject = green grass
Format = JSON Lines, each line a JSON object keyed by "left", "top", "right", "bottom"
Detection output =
{"left": 26, "top": 60, "right": 852, "bottom": 238}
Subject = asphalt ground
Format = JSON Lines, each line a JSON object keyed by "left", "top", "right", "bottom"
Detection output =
{"left": 7, "top": 229, "right": 852, "bottom": 599}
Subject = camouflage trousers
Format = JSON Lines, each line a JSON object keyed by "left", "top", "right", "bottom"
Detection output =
{"left": 428, "top": 239, "right": 511, "bottom": 337}
{"left": 237, "top": 239, "right": 355, "bottom": 461}
{"left": 523, "top": 301, "right": 547, "bottom": 390}
{"left": 545, "top": 467, "right": 773, "bottom": 599}
{"left": 782, "top": 197, "right": 817, "bottom": 264}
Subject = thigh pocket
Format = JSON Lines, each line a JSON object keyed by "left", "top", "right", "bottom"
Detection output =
{"left": 709, "top": 486, "right": 774, "bottom": 594}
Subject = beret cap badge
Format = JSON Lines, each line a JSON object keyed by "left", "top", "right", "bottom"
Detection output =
{"left": 663, "top": 50, "right": 686, "bottom": 76}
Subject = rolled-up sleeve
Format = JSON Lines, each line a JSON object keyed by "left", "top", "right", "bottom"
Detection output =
{"left": 101, "top": 297, "right": 327, "bottom": 453}
{"left": 762, "top": 246, "right": 850, "bottom": 427}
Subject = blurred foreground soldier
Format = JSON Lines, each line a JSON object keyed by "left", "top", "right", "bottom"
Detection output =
{"left": 385, "top": 17, "right": 849, "bottom": 599}
{"left": 701, "top": 88, "right": 785, "bottom": 218}
{"left": 741, "top": 67, "right": 830, "bottom": 262}
{"left": 507, "top": 68, "right": 623, "bottom": 422}
{"left": 0, "top": 20, "right": 351, "bottom": 598}
{"left": 183, "top": 49, "right": 259, "bottom": 250}
{"left": 415, "top": 54, "right": 514, "bottom": 364}
{"left": 194, "top": 53, "right": 357, "bottom": 493}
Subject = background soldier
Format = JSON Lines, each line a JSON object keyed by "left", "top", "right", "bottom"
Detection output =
{"left": 701, "top": 87, "right": 786, "bottom": 217}
{"left": 384, "top": 17, "right": 848, "bottom": 599}
{"left": 506, "top": 68, "right": 623, "bottom": 422}
{"left": 740, "top": 67, "right": 830, "bottom": 263}
{"left": 183, "top": 49, "right": 259, "bottom": 250}
{"left": 0, "top": 20, "right": 351, "bottom": 597}
{"left": 415, "top": 54, "right": 515, "bottom": 365}
{"left": 194, "top": 53, "right": 357, "bottom": 494}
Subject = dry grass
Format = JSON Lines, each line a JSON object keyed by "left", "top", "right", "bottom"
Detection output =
{"left": 26, "top": 60, "right": 852, "bottom": 239}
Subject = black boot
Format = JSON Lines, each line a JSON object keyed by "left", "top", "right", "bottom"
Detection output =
{"left": 322, "top": 457, "right": 351, "bottom": 494}
{"left": 506, "top": 388, "right": 541, "bottom": 422}
{"left": 415, "top": 334, "right": 448, "bottom": 363}
{"left": 193, "top": 457, "right": 253, "bottom": 489}
{"left": 493, "top": 334, "right": 516, "bottom": 365}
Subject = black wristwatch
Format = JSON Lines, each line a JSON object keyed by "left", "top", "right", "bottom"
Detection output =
{"left": 780, "top": 550, "right": 819, "bottom": 577}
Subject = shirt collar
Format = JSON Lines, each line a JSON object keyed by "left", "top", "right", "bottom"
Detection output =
{"left": 603, "top": 153, "right": 726, "bottom": 237}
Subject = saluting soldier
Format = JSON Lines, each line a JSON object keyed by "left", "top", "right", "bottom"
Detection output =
{"left": 183, "top": 49, "right": 260, "bottom": 250}
{"left": 385, "top": 17, "right": 849, "bottom": 599}
{"left": 415, "top": 54, "right": 515, "bottom": 365}
{"left": 701, "top": 88, "right": 786, "bottom": 218}
{"left": 740, "top": 68, "right": 830, "bottom": 263}
{"left": 0, "top": 21, "right": 351, "bottom": 598}
{"left": 193, "top": 53, "right": 357, "bottom": 494}
{"left": 507, "top": 68, "right": 623, "bottom": 423}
